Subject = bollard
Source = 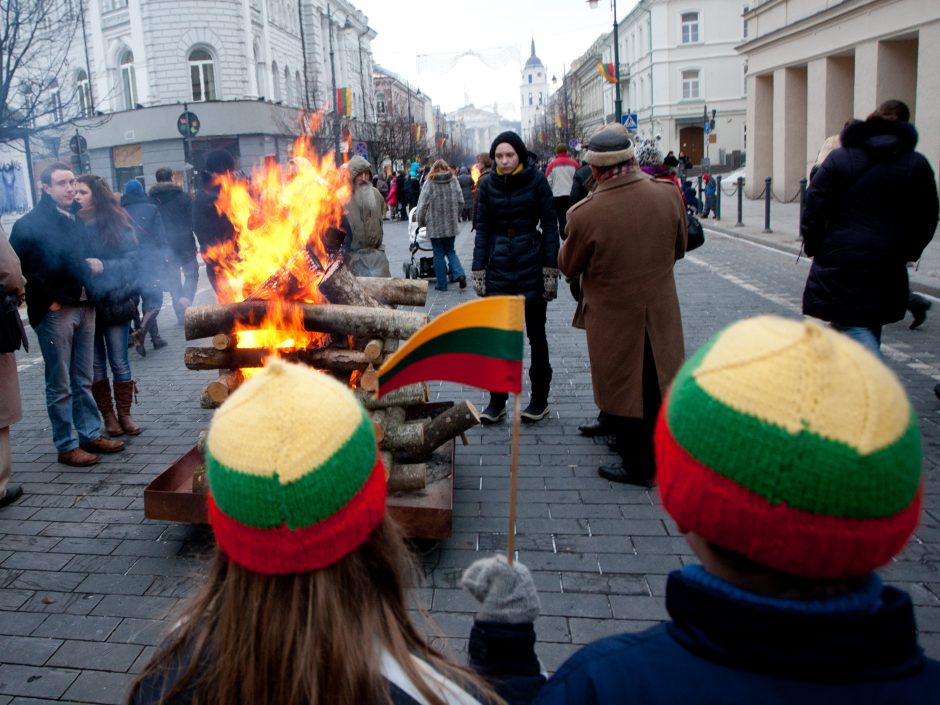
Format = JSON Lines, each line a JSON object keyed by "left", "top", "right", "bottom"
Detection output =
{"left": 799, "top": 177, "right": 808, "bottom": 222}
{"left": 735, "top": 177, "right": 744, "bottom": 227}
{"left": 763, "top": 177, "right": 773, "bottom": 233}
{"left": 697, "top": 174, "right": 703, "bottom": 207}
{"left": 715, "top": 176, "right": 722, "bottom": 221}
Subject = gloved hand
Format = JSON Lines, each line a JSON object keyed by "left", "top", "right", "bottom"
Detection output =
{"left": 471, "top": 270, "right": 486, "bottom": 297}
{"left": 460, "top": 554, "right": 540, "bottom": 624}
{"left": 542, "top": 267, "right": 559, "bottom": 301}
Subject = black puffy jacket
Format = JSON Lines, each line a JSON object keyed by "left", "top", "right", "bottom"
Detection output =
{"left": 802, "top": 119, "right": 938, "bottom": 327}
{"left": 121, "top": 191, "right": 168, "bottom": 286}
{"left": 84, "top": 222, "right": 139, "bottom": 326}
{"left": 149, "top": 183, "right": 196, "bottom": 262}
{"left": 472, "top": 158, "right": 559, "bottom": 301}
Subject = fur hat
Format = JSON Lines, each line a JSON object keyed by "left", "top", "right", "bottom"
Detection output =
{"left": 205, "top": 360, "right": 386, "bottom": 575}
{"left": 347, "top": 155, "right": 373, "bottom": 180}
{"left": 489, "top": 131, "right": 528, "bottom": 166}
{"left": 584, "top": 124, "right": 635, "bottom": 167}
{"left": 656, "top": 315, "right": 922, "bottom": 580}
{"left": 634, "top": 138, "right": 663, "bottom": 167}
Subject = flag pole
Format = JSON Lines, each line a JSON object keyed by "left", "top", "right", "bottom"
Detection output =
{"left": 507, "top": 392, "right": 522, "bottom": 564}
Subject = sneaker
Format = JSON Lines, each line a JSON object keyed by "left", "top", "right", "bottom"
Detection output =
{"left": 520, "top": 400, "right": 549, "bottom": 422}
{"left": 57, "top": 448, "right": 99, "bottom": 466}
{"left": 80, "top": 437, "right": 125, "bottom": 454}
{"left": 479, "top": 402, "right": 506, "bottom": 425}
{"left": 0, "top": 484, "right": 23, "bottom": 507}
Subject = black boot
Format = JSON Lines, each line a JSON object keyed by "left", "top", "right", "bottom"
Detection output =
{"left": 521, "top": 369, "right": 551, "bottom": 423}
{"left": 599, "top": 421, "right": 655, "bottom": 487}
{"left": 480, "top": 393, "right": 508, "bottom": 424}
{"left": 909, "top": 292, "right": 931, "bottom": 330}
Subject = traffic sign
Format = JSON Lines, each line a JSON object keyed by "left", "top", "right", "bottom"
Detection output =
{"left": 177, "top": 111, "right": 200, "bottom": 137}
{"left": 568, "top": 138, "right": 579, "bottom": 151}
{"left": 704, "top": 120, "right": 711, "bottom": 135}
{"left": 621, "top": 113, "right": 638, "bottom": 131}
{"left": 69, "top": 134, "right": 87, "bottom": 154}
{"left": 355, "top": 142, "right": 368, "bottom": 156}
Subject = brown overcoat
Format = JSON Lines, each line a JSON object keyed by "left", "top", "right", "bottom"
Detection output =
{"left": 0, "top": 226, "right": 26, "bottom": 428}
{"left": 559, "top": 170, "right": 687, "bottom": 418}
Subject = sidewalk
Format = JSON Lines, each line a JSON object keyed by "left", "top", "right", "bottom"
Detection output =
{"left": 703, "top": 191, "right": 940, "bottom": 298}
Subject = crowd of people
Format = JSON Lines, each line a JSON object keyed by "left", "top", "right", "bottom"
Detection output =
{"left": 0, "top": 98, "right": 938, "bottom": 704}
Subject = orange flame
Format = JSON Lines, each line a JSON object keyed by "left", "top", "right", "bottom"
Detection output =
{"left": 470, "top": 164, "right": 481, "bottom": 185}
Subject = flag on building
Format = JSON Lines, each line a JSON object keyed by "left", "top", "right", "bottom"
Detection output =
{"left": 336, "top": 87, "right": 352, "bottom": 116}
{"left": 597, "top": 62, "right": 618, "bottom": 84}
{"left": 375, "top": 296, "right": 524, "bottom": 398}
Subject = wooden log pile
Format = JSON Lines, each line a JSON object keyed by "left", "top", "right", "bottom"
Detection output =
{"left": 183, "top": 260, "right": 479, "bottom": 492}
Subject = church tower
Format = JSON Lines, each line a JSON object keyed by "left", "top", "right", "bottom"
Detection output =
{"left": 520, "top": 39, "right": 548, "bottom": 146}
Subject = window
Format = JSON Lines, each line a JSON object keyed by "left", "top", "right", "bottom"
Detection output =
{"left": 254, "top": 41, "right": 265, "bottom": 98}
{"left": 528, "top": 74, "right": 532, "bottom": 84}
{"left": 271, "top": 61, "right": 281, "bottom": 102}
{"left": 48, "top": 79, "right": 63, "bottom": 122}
{"left": 284, "top": 66, "right": 293, "bottom": 105}
{"left": 119, "top": 50, "right": 137, "bottom": 110}
{"left": 681, "top": 12, "right": 700, "bottom": 44}
{"left": 538, "top": 92, "right": 543, "bottom": 106}
{"left": 189, "top": 48, "right": 216, "bottom": 101}
{"left": 528, "top": 92, "right": 533, "bottom": 106}
{"left": 743, "top": 6, "right": 749, "bottom": 38}
{"left": 295, "top": 71, "right": 303, "bottom": 108}
{"left": 77, "top": 69, "right": 92, "bottom": 116}
{"left": 682, "top": 69, "right": 700, "bottom": 99}
{"left": 376, "top": 93, "right": 386, "bottom": 115}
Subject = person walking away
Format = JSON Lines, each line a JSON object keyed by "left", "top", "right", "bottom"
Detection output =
{"left": 472, "top": 131, "right": 559, "bottom": 423}
{"left": 545, "top": 145, "right": 579, "bottom": 238}
{"left": 802, "top": 99, "right": 938, "bottom": 358}
{"left": 9, "top": 163, "right": 124, "bottom": 466}
{"left": 457, "top": 166, "right": 474, "bottom": 222}
{"left": 561, "top": 124, "right": 686, "bottom": 486}
{"left": 76, "top": 175, "right": 142, "bottom": 437}
{"left": 193, "top": 149, "right": 239, "bottom": 301}
{"left": 405, "top": 163, "right": 421, "bottom": 215}
{"left": 700, "top": 173, "right": 717, "bottom": 218}
{"left": 149, "top": 168, "right": 197, "bottom": 325}
{"left": 122, "top": 179, "right": 168, "bottom": 354}
{"left": 0, "top": 225, "right": 26, "bottom": 506}
{"left": 415, "top": 160, "right": 466, "bottom": 292}
{"left": 386, "top": 172, "right": 399, "bottom": 221}
{"left": 471, "top": 153, "right": 493, "bottom": 228}
{"left": 344, "top": 156, "right": 392, "bottom": 278}
{"left": 395, "top": 171, "right": 408, "bottom": 221}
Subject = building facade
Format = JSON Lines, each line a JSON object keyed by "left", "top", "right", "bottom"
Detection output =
{"left": 740, "top": 0, "right": 940, "bottom": 199}
{"left": 372, "top": 65, "right": 434, "bottom": 167}
{"left": 520, "top": 41, "right": 550, "bottom": 146}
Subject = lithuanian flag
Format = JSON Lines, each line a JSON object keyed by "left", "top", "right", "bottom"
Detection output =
{"left": 597, "top": 62, "right": 618, "bottom": 84}
{"left": 336, "top": 87, "right": 352, "bottom": 116}
{"left": 376, "top": 296, "right": 524, "bottom": 398}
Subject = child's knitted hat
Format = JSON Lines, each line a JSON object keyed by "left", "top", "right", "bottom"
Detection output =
{"left": 205, "top": 360, "right": 386, "bottom": 575}
{"left": 656, "top": 315, "right": 922, "bottom": 579}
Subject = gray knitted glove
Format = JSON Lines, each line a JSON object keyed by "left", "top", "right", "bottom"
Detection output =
{"left": 460, "top": 554, "right": 540, "bottom": 624}
{"left": 543, "top": 267, "right": 559, "bottom": 301}
{"left": 471, "top": 270, "right": 486, "bottom": 297}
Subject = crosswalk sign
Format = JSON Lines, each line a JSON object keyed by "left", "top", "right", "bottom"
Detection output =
{"left": 622, "top": 113, "right": 638, "bottom": 131}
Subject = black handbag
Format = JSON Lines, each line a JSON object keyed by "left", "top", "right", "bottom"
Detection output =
{"left": 0, "top": 292, "right": 28, "bottom": 353}
{"left": 686, "top": 213, "right": 705, "bottom": 251}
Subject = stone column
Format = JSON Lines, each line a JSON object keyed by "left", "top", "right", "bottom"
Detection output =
{"left": 745, "top": 72, "right": 772, "bottom": 199}
{"left": 772, "top": 66, "right": 807, "bottom": 200}
{"left": 806, "top": 56, "right": 854, "bottom": 167}
{"left": 916, "top": 21, "right": 940, "bottom": 188}
{"left": 854, "top": 41, "right": 879, "bottom": 118}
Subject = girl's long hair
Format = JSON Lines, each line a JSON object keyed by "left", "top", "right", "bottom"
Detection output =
{"left": 76, "top": 175, "right": 134, "bottom": 249}
{"left": 127, "top": 516, "right": 502, "bottom": 705}
{"left": 428, "top": 159, "right": 452, "bottom": 178}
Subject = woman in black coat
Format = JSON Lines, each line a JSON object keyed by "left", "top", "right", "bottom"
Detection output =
{"left": 801, "top": 101, "right": 938, "bottom": 358}
{"left": 471, "top": 131, "right": 559, "bottom": 424}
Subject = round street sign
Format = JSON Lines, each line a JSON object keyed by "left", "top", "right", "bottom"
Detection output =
{"left": 69, "top": 134, "right": 87, "bottom": 154}
{"left": 177, "top": 111, "right": 200, "bottom": 137}
{"left": 568, "top": 139, "right": 579, "bottom": 151}
{"left": 356, "top": 142, "right": 368, "bottom": 156}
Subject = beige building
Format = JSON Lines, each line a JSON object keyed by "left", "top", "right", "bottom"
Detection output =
{"left": 741, "top": 0, "right": 940, "bottom": 199}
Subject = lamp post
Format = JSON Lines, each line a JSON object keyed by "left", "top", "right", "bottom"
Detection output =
{"left": 552, "top": 66, "right": 570, "bottom": 143}
{"left": 327, "top": 5, "right": 341, "bottom": 163}
{"left": 406, "top": 82, "right": 414, "bottom": 161}
{"left": 588, "top": 0, "right": 621, "bottom": 124}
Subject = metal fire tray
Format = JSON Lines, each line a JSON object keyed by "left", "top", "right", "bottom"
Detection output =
{"left": 144, "top": 402, "right": 456, "bottom": 540}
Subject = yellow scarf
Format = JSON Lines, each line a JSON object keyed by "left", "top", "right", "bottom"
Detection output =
{"left": 496, "top": 163, "right": 524, "bottom": 176}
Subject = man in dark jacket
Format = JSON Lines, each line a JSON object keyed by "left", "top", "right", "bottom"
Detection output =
{"left": 801, "top": 99, "right": 938, "bottom": 357}
{"left": 193, "top": 149, "right": 238, "bottom": 301}
{"left": 149, "top": 167, "right": 197, "bottom": 324}
{"left": 122, "top": 179, "right": 168, "bottom": 352}
{"left": 9, "top": 163, "right": 124, "bottom": 466}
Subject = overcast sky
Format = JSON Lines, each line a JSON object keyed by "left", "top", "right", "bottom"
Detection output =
{"left": 355, "top": 0, "right": 633, "bottom": 120}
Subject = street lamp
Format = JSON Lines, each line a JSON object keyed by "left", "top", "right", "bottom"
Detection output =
{"left": 552, "top": 66, "right": 570, "bottom": 143}
{"left": 588, "top": 0, "right": 622, "bottom": 125}
{"left": 327, "top": 5, "right": 341, "bottom": 163}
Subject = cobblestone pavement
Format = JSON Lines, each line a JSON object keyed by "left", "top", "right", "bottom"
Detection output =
{"left": 1, "top": 216, "right": 939, "bottom": 703}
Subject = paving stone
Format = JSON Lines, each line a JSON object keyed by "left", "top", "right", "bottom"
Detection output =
{"left": 39, "top": 522, "right": 103, "bottom": 539}
{"left": 0, "top": 611, "right": 47, "bottom": 636}
{"left": 608, "top": 594, "right": 671, "bottom": 621}
{"left": 0, "top": 636, "right": 63, "bottom": 665}
{"left": 90, "top": 595, "right": 176, "bottom": 620}
{"left": 0, "top": 591, "right": 32, "bottom": 611}
{"left": 19, "top": 592, "right": 103, "bottom": 616}
{"left": 0, "top": 553, "right": 73, "bottom": 572}
{"left": 5, "top": 571, "right": 86, "bottom": 593}
{"left": 74, "top": 574, "right": 154, "bottom": 597}
{"left": 108, "top": 618, "right": 168, "bottom": 646}
{"left": 62, "top": 671, "right": 136, "bottom": 705}
{"left": 111, "top": 539, "right": 183, "bottom": 558}
{"left": 0, "top": 664, "right": 78, "bottom": 699}
{"left": 32, "top": 614, "right": 121, "bottom": 641}
{"left": 48, "top": 539, "right": 120, "bottom": 556}
{"left": 125, "top": 557, "right": 203, "bottom": 577}
{"left": 538, "top": 592, "right": 612, "bottom": 619}
{"left": 47, "top": 640, "right": 144, "bottom": 672}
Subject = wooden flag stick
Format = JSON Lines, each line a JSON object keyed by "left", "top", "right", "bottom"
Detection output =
{"left": 507, "top": 393, "right": 522, "bottom": 564}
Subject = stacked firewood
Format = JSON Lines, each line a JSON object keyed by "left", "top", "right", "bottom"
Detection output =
{"left": 182, "top": 260, "right": 480, "bottom": 493}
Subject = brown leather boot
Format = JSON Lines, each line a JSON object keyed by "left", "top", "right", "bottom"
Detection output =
{"left": 91, "top": 380, "right": 124, "bottom": 437}
{"left": 113, "top": 380, "right": 142, "bottom": 435}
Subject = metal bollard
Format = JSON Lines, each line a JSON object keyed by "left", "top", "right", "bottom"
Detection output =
{"left": 763, "top": 177, "right": 773, "bottom": 233}
{"left": 799, "top": 177, "right": 808, "bottom": 222}
{"left": 715, "top": 176, "right": 722, "bottom": 221}
{"left": 735, "top": 177, "right": 744, "bottom": 227}
{"left": 697, "top": 174, "right": 703, "bottom": 207}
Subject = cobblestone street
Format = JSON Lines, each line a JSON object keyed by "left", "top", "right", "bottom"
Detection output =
{"left": 1, "top": 217, "right": 939, "bottom": 704}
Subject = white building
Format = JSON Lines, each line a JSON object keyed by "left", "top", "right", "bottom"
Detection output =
{"left": 448, "top": 105, "right": 503, "bottom": 158}
{"left": 520, "top": 41, "right": 550, "bottom": 146}
{"left": 740, "top": 0, "right": 940, "bottom": 199}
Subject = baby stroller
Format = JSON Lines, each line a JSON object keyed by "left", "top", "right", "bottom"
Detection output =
{"left": 403, "top": 207, "right": 439, "bottom": 279}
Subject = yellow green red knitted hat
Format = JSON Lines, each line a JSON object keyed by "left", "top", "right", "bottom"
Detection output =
{"left": 205, "top": 360, "right": 386, "bottom": 575}
{"left": 656, "top": 315, "right": 922, "bottom": 579}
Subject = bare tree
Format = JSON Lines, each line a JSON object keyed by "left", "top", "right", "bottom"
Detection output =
{"left": 0, "top": 0, "right": 81, "bottom": 137}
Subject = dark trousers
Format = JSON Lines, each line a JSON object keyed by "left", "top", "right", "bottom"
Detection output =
{"left": 489, "top": 296, "right": 552, "bottom": 407}
{"left": 554, "top": 196, "right": 570, "bottom": 240}
{"left": 168, "top": 254, "right": 199, "bottom": 307}
{"left": 607, "top": 334, "right": 662, "bottom": 470}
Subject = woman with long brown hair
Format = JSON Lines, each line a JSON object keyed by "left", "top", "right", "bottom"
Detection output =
{"left": 126, "top": 361, "right": 543, "bottom": 705}
{"left": 74, "top": 174, "right": 141, "bottom": 436}
{"left": 415, "top": 159, "right": 466, "bottom": 292}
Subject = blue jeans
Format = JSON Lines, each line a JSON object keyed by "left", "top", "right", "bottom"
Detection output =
{"left": 831, "top": 323, "right": 883, "bottom": 360}
{"left": 94, "top": 322, "right": 132, "bottom": 383}
{"left": 35, "top": 306, "right": 102, "bottom": 452}
{"left": 431, "top": 237, "right": 465, "bottom": 291}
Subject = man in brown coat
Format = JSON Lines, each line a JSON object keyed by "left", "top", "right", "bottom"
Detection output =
{"left": 560, "top": 124, "right": 687, "bottom": 486}
{"left": 0, "top": 225, "right": 26, "bottom": 506}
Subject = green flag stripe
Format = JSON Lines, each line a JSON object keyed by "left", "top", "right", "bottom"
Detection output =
{"left": 380, "top": 327, "right": 523, "bottom": 383}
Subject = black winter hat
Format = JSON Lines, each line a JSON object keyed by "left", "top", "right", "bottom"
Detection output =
{"left": 489, "top": 131, "right": 528, "bottom": 165}
{"left": 205, "top": 149, "right": 236, "bottom": 176}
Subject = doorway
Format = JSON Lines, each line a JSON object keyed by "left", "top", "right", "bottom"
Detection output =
{"left": 679, "top": 126, "right": 704, "bottom": 165}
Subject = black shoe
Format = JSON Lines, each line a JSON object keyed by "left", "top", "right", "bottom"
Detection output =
{"left": 152, "top": 336, "right": 168, "bottom": 350}
{"left": 479, "top": 402, "right": 506, "bottom": 424}
{"left": 935, "top": 382, "right": 940, "bottom": 401}
{"left": 579, "top": 420, "right": 613, "bottom": 437}
{"left": 520, "top": 400, "right": 549, "bottom": 422}
{"left": 910, "top": 299, "right": 931, "bottom": 330}
{"left": 458, "top": 275, "right": 467, "bottom": 290}
{"left": 0, "top": 484, "right": 23, "bottom": 508}
{"left": 598, "top": 464, "right": 655, "bottom": 488}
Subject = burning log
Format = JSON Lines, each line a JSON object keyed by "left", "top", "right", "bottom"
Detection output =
{"left": 380, "top": 420, "right": 425, "bottom": 454}
{"left": 245, "top": 248, "right": 324, "bottom": 302}
{"left": 184, "top": 302, "right": 428, "bottom": 341}
{"left": 358, "top": 278, "right": 428, "bottom": 307}
{"left": 318, "top": 260, "right": 383, "bottom": 308}
{"left": 184, "top": 346, "right": 378, "bottom": 372}
{"left": 199, "top": 370, "right": 244, "bottom": 409}
{"left": 363, "top": 339, "right": 384, "bottom": 363}
{"left": 358, "top": 368, "right": 379, "bottom": 394}
{"left": 418, "top": 400, "right": 480, "bottom": 459}
{"left": 388, "top": 463, "right": 427, "bottom": 492}
{"left": 212, "top": 334, "right": 235, "bottom": 350}
{"left": 357, "top": 383, "right": 429, "bottom": 410}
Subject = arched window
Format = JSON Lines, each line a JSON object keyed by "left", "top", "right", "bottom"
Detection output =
{"left": 76, "top": 69, "right": 92, "bottom": 116}
{"left": 295, "top": 71, "right": 303, "bottom": 108}
{"left": 376, "top": 92, "right": 386, "bottom": 115}
{"left": 528, "top": 92, "right": 533, "bottom": 106}
{"left": 681, "top": 12, "right": 700, "bottom": 44}
{"left": 682, "top": 69, "right": 700, "bottom": 99}
{"left": 528, "top": 74, "right": 532, "bottom": 84}
{"left": 271, "top": 61, "right": 281, "bottom": 102}
{"left": 254, "top": 40, "right": 265, "bottom": 98}
{"left": 119, "top": 49, "right": 137, "bottom": 110}
{"left": 189, "top": 48, "right": 216, "bottom": 101}
{"left": 284, "top": 66, "right": 293, "bottom": 105}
